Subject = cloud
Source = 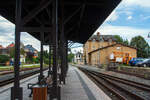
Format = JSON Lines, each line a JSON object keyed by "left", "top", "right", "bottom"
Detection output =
{"left": 127, "top": 16, "right": 132, "bottom": 20}
{"left": 0, "top": 16, "right": 41, "bottom": 51}
{"left": 21, "top": 32, "right": 40, "bottom": 51}
{"left": 143, "top": 16, "right": 150, "bottom": 20}
{"left": 95, "top": 24, "right": 150, "bottom": 42}
{"left": 121, "top": 0, "right": 150, "bottom": 8}
{"left": 106, "top": 10, "right": 119, "bottom": 22}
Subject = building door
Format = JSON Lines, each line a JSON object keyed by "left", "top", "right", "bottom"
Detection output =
{"left": 88, "top": 54, "right": 91, "bottom": 65}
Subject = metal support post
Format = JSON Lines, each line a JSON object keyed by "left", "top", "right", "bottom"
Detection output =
{"left": 66, "top": 40, "right": 68, "bottom": 74}
{"left": 48, "top": 33, "right": 52, "bottom": 76}
{"left": 39, "top": 32, "right": 44, "bottom": 84}
{"left": 60, "top": 0, "right": 66, "bottom": 84}
{"left": 11, "top": 0, "right": 23, "bottom": 99}
{"left": 50, "top": 0, "right": 60, "bottom": 99}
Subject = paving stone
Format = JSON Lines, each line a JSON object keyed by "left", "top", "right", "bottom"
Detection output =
{"left": 0, "top": 66, "right": 111, "bottom": 100}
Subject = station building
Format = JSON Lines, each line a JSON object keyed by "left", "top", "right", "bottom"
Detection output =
{"left": 83, "top": 32, "right": 137, "bottom": 66}
{"left": 89, "top": 43, "right": 137, "bottom": 66}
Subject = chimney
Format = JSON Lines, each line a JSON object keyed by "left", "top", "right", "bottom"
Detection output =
{"left": 97, "top": 32, "right": 100, "bottom": 36}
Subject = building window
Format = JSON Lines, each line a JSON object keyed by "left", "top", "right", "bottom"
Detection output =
{"left": 117, "top": 47, "right": 121, "bottom": 50}
{"left": 92, "top": 39, "right": 96, "bottom": 42}
{"left": 109, "top": 39, "right": 112, "bottom": 42}
{"left": 93, "top": 45, "right": 95, "bottom": 50}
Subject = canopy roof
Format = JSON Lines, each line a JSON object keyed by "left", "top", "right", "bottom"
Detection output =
{"left": 0, "top": 0, "right": 121, "bottom": 44}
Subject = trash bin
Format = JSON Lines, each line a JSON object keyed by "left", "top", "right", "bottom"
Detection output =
{"left": 33, "top": 85, "right": 47, "bottom": 100}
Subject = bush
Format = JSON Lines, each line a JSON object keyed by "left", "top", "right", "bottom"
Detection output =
{"left": 44, "top": 58, "right": 49, "bottom": 65}
{"left": 0, "top": 55, "right": 10, "bottom": 65}
{"left": 32, "top": 58, "right": 39, "bottom": 63}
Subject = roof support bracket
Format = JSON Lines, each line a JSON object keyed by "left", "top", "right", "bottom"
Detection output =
{"left": 22, "top": 0, "right": 53, "bottom": 25}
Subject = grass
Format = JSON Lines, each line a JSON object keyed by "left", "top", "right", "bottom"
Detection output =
{"left": 0, "top": 64, "right": 48, "bottom": 71}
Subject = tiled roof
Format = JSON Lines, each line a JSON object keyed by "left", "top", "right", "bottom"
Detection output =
{"left": 88, "top": 35, "right": 117, "bottom": 42}
{"left": 6, "top": 43, "right": 15, "bottom": 48}
{"left": 24, "top": 45, "right": 37, "bottom": 53}
{"left": 88, "top": 43, "right": 137, "bottom": 54}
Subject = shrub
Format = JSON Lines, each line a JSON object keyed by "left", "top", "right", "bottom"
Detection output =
{"left": 0, "top": 55, "right": 10, "bottom": 65}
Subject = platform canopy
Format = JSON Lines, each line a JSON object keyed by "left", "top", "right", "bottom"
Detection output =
{"left": 0, "top": 0, "right": 121, "bottom": 44}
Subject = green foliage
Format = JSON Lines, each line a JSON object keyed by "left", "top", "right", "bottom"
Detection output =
{"left": 32, "top": 58, "right": 39, "bottom": 63}
{"left": 114, "top": 35, "right": 129, "bottom": 45}
{"left": 38, "top": 50, "right": 52, "bottom": 65}
{"left": 9, "top": 47, "right": 15, "bottom": 58}
{"left": 123, "top": 39, "right": 129, "bottom": 45}
{"left": 0, "top": 55, "right": 10, "bottom": 65}
{"left": 43, "top": 50, "right": 49, "bottom": 58}
{"left": 114, "top": 35, "right": 124, "bottom": 43}
{"left": 9, "top": 47, "right": 25, "bottom": 58}
{"left": 68, "top": 53, "right": 74, "bottom": 62}
{"left": 20, "top": 48, "right": 25, "bottom": 55}
{"left": 44, "top": 58, "right": 49, "bottom": 65}
{"left": 130, "top": 36, "right": 149, "bottom": 58}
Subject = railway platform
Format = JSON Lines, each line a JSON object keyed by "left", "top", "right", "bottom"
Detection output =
{"left": 0, "top": 66, "right": 111, "bottom": 100}
{"left": 61, "top": 66, "right": 111, "bottom": 100}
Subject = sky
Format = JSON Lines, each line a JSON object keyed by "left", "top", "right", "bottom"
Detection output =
{"left": 72, "top": 0, "right": 150, "bottom": 53}
{"left": 0, "top": 0, "right": 150, "bottom": 52}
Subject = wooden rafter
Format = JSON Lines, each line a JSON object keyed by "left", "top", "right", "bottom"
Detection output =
{"left": 64, "top": 6, "right": 82, "bottom": 25}
{"left": 21, "top": 27, "right": 52, "bottom": 32}
{"left": 23, "top": 7, "right": 43, "bottom": 25}
{"left": 22, "top": 0, "right": 53, "bottom": 25}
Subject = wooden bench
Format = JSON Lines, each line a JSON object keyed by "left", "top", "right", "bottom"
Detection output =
{"left": 28, "top": 76, "right": 52, "bottom": 97}
{"left": 28, "top": 83, "right": 38, "bottom": 97}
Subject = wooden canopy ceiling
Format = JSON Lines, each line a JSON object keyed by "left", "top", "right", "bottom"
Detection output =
{"left": 0, "top": 0, "right": 121, "bottom": 44}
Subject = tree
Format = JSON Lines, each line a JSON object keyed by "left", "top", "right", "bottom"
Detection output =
{"left": 123, "top": 39, "right": 129, "bottom": 45}
{"left": 9, "top": 46, "right": 25, "bottom": 58}
{"left": 9, "top": 47, "right": 15, "bottom": 58}
{"left": 114, "top": 35, "right": 124, "bottom": 43}
{"left": 68, "top": 53, "right": 74, "bottom": 62}
{"left": 130, "top": 36, "right": 148, "bottom": 58}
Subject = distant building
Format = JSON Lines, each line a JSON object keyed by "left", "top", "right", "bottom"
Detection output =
{"left": 0, "top": 45, "right": 8, "bottom": 55}
{"left": 74, "top": 52, "right": 84, "bottom": 64}
{"left": 0, "top": 43, "right": 26, "bottom": 63}
{"left": 0, "top": 43, "right": 15, "bottom": 55}
{"left": 0, "top": 43, "right": 38, "bottom": 63}
{"left": 24, "top": 45, "right": 38, "bottom": 58}
{"left": 83, "top": 32, "right": 117, "bottom": 64}
{"left": 83, "top": 32, "right": 137, "bottom": 66}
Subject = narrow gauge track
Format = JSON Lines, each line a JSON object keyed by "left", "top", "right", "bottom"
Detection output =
{"left": 0, "top": 68, "right": 48, "bottom": 87}
{"left": 113, "top": 70, "right": 150, "bottom": 80}
{"left": 79, "top": 68, "right": 150, "bottom": 100}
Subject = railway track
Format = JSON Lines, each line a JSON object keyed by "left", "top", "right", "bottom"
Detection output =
{"left": 79, "top": 68, "right": 150, "bottom": 100}
{"left": 0, "top": 68, "right": 48, "bottom": 87}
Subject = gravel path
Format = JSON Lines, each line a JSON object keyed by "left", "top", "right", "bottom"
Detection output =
{"left": 76, "top": 64, "right": 150, "bottom": 87}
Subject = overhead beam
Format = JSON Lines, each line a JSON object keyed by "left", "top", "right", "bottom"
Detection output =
{"left": 23, "top": 7, "right": 43, "bottom": 25}
{"left": 64, "top": 6, "right": 82, "bottom": 24}
{"left": 22, "top": 0, "right": 53, "bottom": 25}
{"left": 20, "top": 27, "right": 52, "bottom": 32}
{"left": 0, "top": 1, "right": 104, "bottom": 6}
{"left": 78, "top": 4, "right": 86, "bottom": 29}
{"left": 0, "top": 1, "right": 39, "bottom": 5}
{"left": 46, "top": 8, "right": 51, "bottom": 20}
{"left": 65, "top": 24, "right": 77, "bottom": 35}
{"left": 64, "top": 2, "right": 105, "bottom": 6}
